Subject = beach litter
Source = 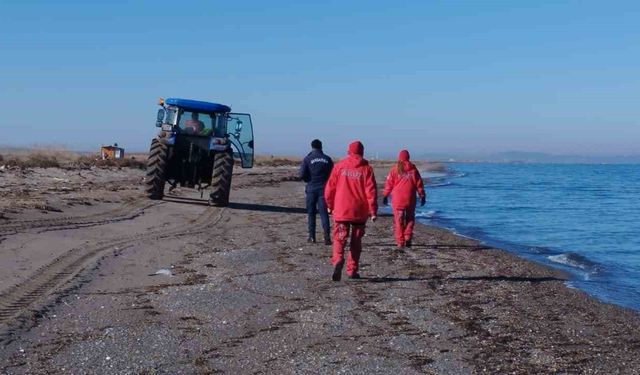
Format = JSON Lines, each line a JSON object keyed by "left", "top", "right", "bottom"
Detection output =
{"left": 150, "top": 268, "right": 173, "bottom": 277}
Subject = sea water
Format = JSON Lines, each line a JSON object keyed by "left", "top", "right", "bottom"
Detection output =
{"left": 415, "top": 163, "right": 640, "bottom": 311}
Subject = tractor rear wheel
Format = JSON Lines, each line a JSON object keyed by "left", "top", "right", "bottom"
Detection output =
{"left": 146, "top": 138, "right": 168, "bottom": 200}
{"left": 209, "top": 151, "right": 234, "bottom": 206}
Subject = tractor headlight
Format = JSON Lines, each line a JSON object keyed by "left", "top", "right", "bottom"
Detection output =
{"left": 161, "top": 124, "right": 173, "bottom": 131}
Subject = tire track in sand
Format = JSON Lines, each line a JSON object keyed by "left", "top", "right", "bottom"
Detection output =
{"left": 0, "top": 204, "right": 227, "bottom": 331}
{"left": 0, "top": 199, "right": 159, "bottom": 239}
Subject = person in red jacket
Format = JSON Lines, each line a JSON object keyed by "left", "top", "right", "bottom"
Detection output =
{"left": 382, "top": 149, "right": 426, "bottom": 248}
{"left": 324, "top": 141, "right": 378, "bottom": 281}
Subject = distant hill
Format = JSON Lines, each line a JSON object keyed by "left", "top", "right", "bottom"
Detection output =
{"left": 485, "top": 151, "right": 640, "bottom": 164}
{"left": 412, "top": 151, "right": 640, "bottom": 164}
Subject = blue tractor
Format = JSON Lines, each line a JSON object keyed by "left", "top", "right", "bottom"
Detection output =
{"left": 146, "top": 98, "right": 254, "bottom": 206}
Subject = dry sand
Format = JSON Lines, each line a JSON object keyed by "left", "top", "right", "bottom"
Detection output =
{"left": 0, "top": 163, "right": 639, "bottom": 374}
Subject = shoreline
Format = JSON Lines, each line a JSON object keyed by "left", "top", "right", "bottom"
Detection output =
{"left": 1, "top": 165, "right": 640, "bottom": 373}
{"left": 414, "top": 219, "right": 640, "bottom": 312}
{"left": 411, "top": 162, "right": 640, "bottom": 313}
{"left": 413, "top": 218, "right": 630, "bottom": 308}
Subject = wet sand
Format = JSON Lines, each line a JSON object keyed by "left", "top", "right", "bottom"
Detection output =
{"left": 1, "top": 164, "right": 639, "bottom": 374}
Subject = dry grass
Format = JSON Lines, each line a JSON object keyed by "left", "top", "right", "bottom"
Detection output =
{"left": 75, "top": 154, "right": 147, "bottom": 169}
{"left": 251, "top": 155, "right": 449, "bottom": 174}
{"left": 0, "top": 149, "right": 302, "bottom": 169}
{"left": 0, "top": 148, "right": 447, "bottom": 173}
{"left": 254, "top": 155, "right": 301, "bottom": 167}
{"left": 0, "top": 148, "right": 146, "bottom": 170}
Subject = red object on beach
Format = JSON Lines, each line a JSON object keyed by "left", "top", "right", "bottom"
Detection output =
{"left": 383, "top": 150, "right": 426, "bottom": 246}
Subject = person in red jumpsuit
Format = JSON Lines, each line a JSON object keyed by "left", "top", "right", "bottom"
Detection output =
{"left": 324, "top": 141, "right": 378, "bottom": 281}
{"left": 382, "top": 149, "right": 426, "bottom": 248}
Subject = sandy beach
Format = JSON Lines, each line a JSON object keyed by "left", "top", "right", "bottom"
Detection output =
{"left": 1, "top": 162, "right": 639, "bottom": 374}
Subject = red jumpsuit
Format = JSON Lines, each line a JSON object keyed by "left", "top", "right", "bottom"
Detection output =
{"left": 383, "top": 150, "right": 425, "bottom": 247}
{"left": 324, "top": 141, "right": 378, "bottom": 276}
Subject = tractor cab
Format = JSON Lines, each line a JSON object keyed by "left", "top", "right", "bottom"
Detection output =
{"left": 155, "top": 98, "right": 254, "bottom": 168}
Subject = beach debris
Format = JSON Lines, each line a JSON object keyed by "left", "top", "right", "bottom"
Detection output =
{"left": 38, "top": 204, "right": 63, "bottom": 213}
{"left": 103, "top": 327, "right": 114, "bottom": 337}
{"left": 150, "top": 268, "right": 173, "bottom": 276}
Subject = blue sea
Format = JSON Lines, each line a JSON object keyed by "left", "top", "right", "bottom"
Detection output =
{"left": 416, "top": 163, "right": 640, "bottom": 311}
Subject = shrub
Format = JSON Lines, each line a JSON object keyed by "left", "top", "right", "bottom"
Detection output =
{"left": 0, "top": 150, "right": 147, "bottom": 170}
{"left": 26, "top": 153, "right": 60, "bottom": 168}
{"left": 254, "top": 155, "right": 301, "bottom": 167}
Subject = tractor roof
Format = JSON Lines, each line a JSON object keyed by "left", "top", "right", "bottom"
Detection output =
{"left": 165, "top": 98, "right": 231, "bottom": 113}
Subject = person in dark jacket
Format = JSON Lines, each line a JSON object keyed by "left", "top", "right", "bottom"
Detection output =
{"left": 299, "top": 139, "right": 334, "bottom": 244}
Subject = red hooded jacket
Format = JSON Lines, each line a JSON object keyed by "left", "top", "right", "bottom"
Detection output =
{"left": 383, "top": 150, "right": 425, "bottom": 209}
{"left": 324, "top": 141, "right": 378, "bottom": 222}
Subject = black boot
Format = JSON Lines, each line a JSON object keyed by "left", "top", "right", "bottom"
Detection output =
{"left": 332, "top": 260, "right": 344, "bottom": 281}
{"left": 307, "top": 236, "right": 316, "bottom": 244}
{"left": 324, "top": 232, "right": 331, "bottom": 245}
{"left": 405, "top": 239, "right": 412, "bottom": 248}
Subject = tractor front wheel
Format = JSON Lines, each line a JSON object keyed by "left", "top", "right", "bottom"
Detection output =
{"left": 146, "top": 138, "right": 168, "bottom": 200}
{"left": 209, "top": 151, "right": 233, "bottom": 206}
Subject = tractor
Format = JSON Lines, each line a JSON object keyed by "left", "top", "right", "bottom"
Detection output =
{"left": 146, "top": 98, "right": 254, "bottom": 206}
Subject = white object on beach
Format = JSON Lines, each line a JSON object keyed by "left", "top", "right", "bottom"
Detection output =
{"left": 151, "top": 268, "right": 173, "bottom": 276}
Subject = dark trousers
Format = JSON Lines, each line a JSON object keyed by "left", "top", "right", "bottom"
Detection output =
{"left": 305, "top": 189, "right": 330, "bottom": 239}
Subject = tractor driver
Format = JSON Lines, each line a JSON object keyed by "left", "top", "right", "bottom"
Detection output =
{"left": 184, "top": 112, "right": 205, "bottom": 134}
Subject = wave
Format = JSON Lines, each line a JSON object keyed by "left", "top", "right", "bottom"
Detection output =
{"left": 419, "top": 167, "right": 467, "bottom": 189}
{"left": 421, "top": 171, "right": 447, "bottom": 178}
{"left": 449, "top": 172, "right": 468, "bottom": 179}
{"left": 547, "top": 252, "right": 599, "bottom": 272}
{"left": 425, "top": 171, "right": 467, "bottom": 180}
{"left": 427, "top": 181, "right": 452, "bottom": 188}
{"left": 415, "top": 210, "right": 437, "bottom": 218}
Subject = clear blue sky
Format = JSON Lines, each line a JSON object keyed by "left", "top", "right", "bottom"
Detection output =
{"left": 1, "top": 0, "right": 639, "bottom": 158}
